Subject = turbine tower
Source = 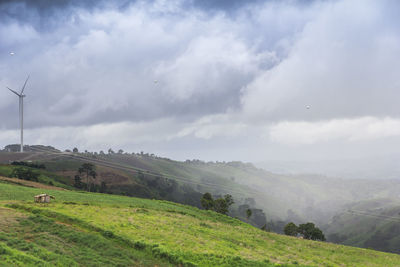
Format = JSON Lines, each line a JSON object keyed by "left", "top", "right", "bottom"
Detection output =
{"left": 7, "top": 76, "right": 29, "bottom": 152}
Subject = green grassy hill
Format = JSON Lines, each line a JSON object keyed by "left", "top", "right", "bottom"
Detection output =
{"left": 2, "top": 149, "right": 400, "bottom": 254}
{"left": 1, "top": 181, "right": 400, "bottom": 266}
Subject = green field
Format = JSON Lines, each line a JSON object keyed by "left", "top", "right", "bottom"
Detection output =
{"left": 0, "top": 165, "right": 73, "bottom": 190}
{"left": 1, "top": 182, "right": 400, "bottom": 266}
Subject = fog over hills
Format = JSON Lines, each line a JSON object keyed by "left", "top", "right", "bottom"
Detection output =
{"left": 257, "top": 154, "right": 400, "bottom": 180}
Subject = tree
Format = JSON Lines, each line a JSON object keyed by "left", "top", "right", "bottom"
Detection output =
{"left": 246, "top": 208, "right": 252, "bottom": 219}
{"left": 78, "top": 163, "right": 97, "bottom": 192}
{"left": 73, "top": 147, "right": 79, "bottom": 153}
{"left": 118, "top": 149, "right": 124, "bottom": 154}
{"left": 89, "top": 183, "right": 98, "bottom": 192}
{"left": 214, "top": 198, "right": 229, "bottom": 214}
{"left": 99, "top": 181, "right": 107, "bottom": 193}
{"left": 298, "top": 222, "right": 325, "bottom": 241}
{"left": 201, "top": 192, "right": 214, "bottom": 210}
{"left": 108, "top": 148, "right": 114, "bottom": 154}
{"left": 224, "top": 194, "right": 234, "bottom": 206}
{"left": 73, "top": 175, "right": 84, "bottom": 189}
{"left": 200, "top": 193, "right": 234, "bottom": 215}
{"left": 284, "top": 222, "right": 298, "bottom": 236}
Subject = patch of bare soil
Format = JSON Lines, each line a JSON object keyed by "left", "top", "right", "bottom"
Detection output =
{"left": 0, "top": 207, "right": 26, "bottom": 227}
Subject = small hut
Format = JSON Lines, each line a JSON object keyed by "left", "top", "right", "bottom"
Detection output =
{"left": 34, "top": 194, "right": 55, "bottom": 203}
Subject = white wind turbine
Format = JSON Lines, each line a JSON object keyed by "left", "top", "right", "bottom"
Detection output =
{"left": 6, "top": 76, "right": 30, "bottom": 152}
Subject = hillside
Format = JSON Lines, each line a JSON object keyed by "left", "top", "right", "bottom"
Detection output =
{"left": 38, "top": 152, "right": 400, "bottom": 223}
{"left": 324, "top": 198, "right": 400, "bottom": 254}
{"left": 1, "top": 181, "right": 400, "bottom": 266}
{"left": 2, "top": 148, "right": 400, "bottom": 254}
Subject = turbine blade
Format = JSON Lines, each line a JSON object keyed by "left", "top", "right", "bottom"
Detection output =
{"left": 7, "top": 87, "right": 21, "bottom": 96}
{"left": 20, "top": 75, "right": 30, "bottom": 94}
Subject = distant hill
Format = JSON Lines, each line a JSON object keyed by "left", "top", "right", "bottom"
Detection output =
{"left": 1, "top": 181, "right": 400, "bottom": 266}
{"left": 324, "top": 198, "right": 400, "bottom": 254}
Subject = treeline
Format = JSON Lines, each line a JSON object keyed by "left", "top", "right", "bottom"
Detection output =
{"left": 65, "top": 147, "right": 258, "bottom": 168}
{"left": 11, "top": 168, "right": 40, "bottom": 182}
{"left": 11, "top": 161, "right": 45, "bottom": 169}
{"left": 9, "top": 161, "right": 46, "bottom": 182}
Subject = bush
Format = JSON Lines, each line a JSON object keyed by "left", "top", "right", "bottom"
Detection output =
{"left": 11, "top": 167, "right": 39, "bottom": 182}
{"left": 133, "top": 241, "right": 146, "bottom": 250}
{"left": 102, "top": 230, "right": 115, "bottom": 238}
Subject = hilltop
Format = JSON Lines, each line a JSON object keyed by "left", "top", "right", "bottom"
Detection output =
{"left": 1, "top": 180, "right": 400, "bottom": 266}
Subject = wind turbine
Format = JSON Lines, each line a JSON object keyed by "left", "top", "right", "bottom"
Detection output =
{"left": 6, "top": 76, "right": 29, "bottom": 152}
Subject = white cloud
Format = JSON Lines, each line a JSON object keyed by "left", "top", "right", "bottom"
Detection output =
{"left": 177, "top": 114, "right": 248, "bottom": 139}
{"left": 269, "top": 117, "right": 400, "bottom": 145}
{"left": 0, "top": 119, "right": 181, "bottom": 151}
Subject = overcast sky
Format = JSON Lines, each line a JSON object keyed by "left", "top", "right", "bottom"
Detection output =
{"left": 1, "top": 0, "right": 400, "bottom": 162}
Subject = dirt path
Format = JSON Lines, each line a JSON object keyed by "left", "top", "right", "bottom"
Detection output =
{"left": 0, "top": 176, "right": 68, "bottom": 191}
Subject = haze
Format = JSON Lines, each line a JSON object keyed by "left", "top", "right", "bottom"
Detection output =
{"left": 1, "top": 0, "right": 400, "bottom": 177}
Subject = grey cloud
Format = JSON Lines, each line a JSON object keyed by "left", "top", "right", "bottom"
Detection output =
{"left": 241, "top": 0, "right": 400, "bottom": 122}
{"left": 1, "top": 0, "right": 306, "bottom": 129}
{"left": 3, "top": 0, "right": 400, "bottom": 164}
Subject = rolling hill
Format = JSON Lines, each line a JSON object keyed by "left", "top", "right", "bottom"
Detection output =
{"left": 324, "top": 198, "right": 400, "bottom": 254}
{"left": 1, "top": 180, "right": 400, "bottom": 266}
{"left": 2, "top": 147, "right": 400, "bottom": 255}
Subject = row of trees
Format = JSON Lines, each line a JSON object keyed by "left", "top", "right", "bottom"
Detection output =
{"left": 284, "top": 222, "right": 325, "bottom": 241}
{"left": 11, "top": 161, "right": 45, "bottom": 169}
{"left": 70, "top": 148, "right": 163, "bottom": 159}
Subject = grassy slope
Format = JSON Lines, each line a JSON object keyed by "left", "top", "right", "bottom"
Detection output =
{"left": 0, "top": 164, "right": 73, "bottom": 190}
{"left": 1, "top": 182, "right": 400, "bottom": 266}
{"left": 3, "top": 152, "right": 400, "bottom": 255}
{"left": 0, "top": 207, "right": 171, "bottom": 267}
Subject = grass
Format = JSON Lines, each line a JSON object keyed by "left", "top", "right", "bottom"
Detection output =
{"left": 1, "top": 182, "right": 400, "bottom": 266}
{"left": 0, "top": 207, "right": 171, "bottom": 267}
{"left": 0, "top": 165, "right": 73, "bottom": 190}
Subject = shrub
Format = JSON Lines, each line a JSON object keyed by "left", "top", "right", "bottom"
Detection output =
{"left": 11, "top": 167, "right": 39, "bottom": 182}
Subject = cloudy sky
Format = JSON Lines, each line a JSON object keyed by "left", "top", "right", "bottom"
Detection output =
{"left": 1, "top": 0, "right": 400, "bottom": 162}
